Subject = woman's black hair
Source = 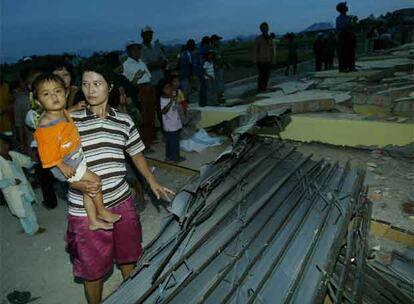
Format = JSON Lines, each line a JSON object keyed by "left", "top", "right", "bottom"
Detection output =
{"left": 81, "top": 62, "right": 118, "bottom": 107}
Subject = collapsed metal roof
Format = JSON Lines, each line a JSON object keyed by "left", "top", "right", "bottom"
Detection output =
{"left": 104, "top": 110, "right": 371, "bottom": 304}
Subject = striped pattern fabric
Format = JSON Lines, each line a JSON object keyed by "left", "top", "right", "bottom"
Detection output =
{"left": 67, "top": 107, "right": 145, "bottom": 216}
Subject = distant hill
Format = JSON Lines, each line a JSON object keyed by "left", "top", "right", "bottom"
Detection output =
{"left": 302, "top": 22, "right": 334, "bottom": 33}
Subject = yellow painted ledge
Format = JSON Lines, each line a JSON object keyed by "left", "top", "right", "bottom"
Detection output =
{"left": 278, "top": 114, "right": 414, "bottom": 148}
{"left": 196, "top": 109, "right": 243, "bottom": 129}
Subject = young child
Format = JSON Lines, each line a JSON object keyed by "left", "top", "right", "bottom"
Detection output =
{"left": 32, "top": 73, "right": 121, "bottom": 230}
{"left": 0, "top": 133, "right": 44, "bottom": 235}
{"left": 159, "top": 79, "right": 185, "bottom": 163}
{"left": 170, "top": 74, "right": 188, "bottom": 124}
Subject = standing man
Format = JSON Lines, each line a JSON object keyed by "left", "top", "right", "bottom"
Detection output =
{"left": 210, "top": 34, "right": 226, "bottom": 100}
{"left": 313, "top": 33, "right": 324, "bottom": 72}
{"left": 179, "top": 39, "right": 197, "bottom": 102}
{"left": 123, "top": 41, "right": 156, "bottom": 152}
{"left": 140, "top": 26, "right": 168, "bottom": 85}
{"left": 253, "top": 22, "right": 274, "bottom": 92}
{"left": 285, "top": 33, "right": 298, "bottom": 76}
{"left": 336, "top": 2, "right": 357, "bottom": 72}
{"left": 197, "top": 36, "right": 211, "bottom": 107}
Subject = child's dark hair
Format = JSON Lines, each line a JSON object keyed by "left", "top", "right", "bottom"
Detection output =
{"left": 31, "top": 73, "right": 67, "bottom": 100}
{"left": 50, "top": 61, "right": 74, "bottom": 79}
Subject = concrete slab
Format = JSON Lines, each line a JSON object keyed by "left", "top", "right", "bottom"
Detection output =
{"left": 316, "top": 77, "right": 357, "bottom": 89}
{"left": 312, "top": 69, "right": 384, "bottom": 80}
{"left": 274, "top": 113, "right": 414, "bottom": 149}
{"left": 270, "top": 80, "right": 315, "bottom": 95}
{"left": 356, "top": 58, "right": 413, "bottom": 70}
{"left": 189, "top": 104, "right": 247, "bottom": 128}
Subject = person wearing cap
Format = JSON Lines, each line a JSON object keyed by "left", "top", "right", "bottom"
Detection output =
{"left": 123, "top": 41, "right": 156, "bottom": 151}
{"left": 210, "top": 34, "right": 226, "bottom": 100}
{"left": 253, "top": 22, "right": 274, "bottom": 92}
{"left": 336, "top": 2, "right": 357, "bottom": 72}
{"left": 140, "top": 26, "right": 168, "bottom": 84}
{"left": 0, "top": 133, "right": 44, "bottom": 235}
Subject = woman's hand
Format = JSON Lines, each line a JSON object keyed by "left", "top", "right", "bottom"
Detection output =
{"left": 70, "top": 180, "right": 101, "bottom": 197}
{"left": 148, "top": 177, "right": 175, "bottom": 201}
{"left": 68, "top": 101, "right": 87, "bottom": 112}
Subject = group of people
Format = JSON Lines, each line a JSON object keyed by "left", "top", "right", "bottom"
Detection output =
{"left": 177, "top": 34, "right": 227, "bottom": 107}
{"left": 0, "top": 2, "right": 365, "bottom": 302}
{"left": 0, "top": 25, "right": 194, "bottom": 304}
{"left": 253, "top": 1, "right": 359, "bottom": 93}
{"left": 313, "top": 31, "right": 337, "bottom": 71}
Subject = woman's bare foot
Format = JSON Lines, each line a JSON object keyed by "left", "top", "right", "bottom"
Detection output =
{"left": 98, "top": 209, "right": 121, "bottom": 224}
{"left": 89, "top": 219, "right": 114, "bottom": 231}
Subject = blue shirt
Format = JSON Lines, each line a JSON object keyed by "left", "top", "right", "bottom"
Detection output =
{"left": 179, "top": 50, "right": 194, "bottom": 79}
{"left": 336, "top": 14, "right": 352, "bottom": 31}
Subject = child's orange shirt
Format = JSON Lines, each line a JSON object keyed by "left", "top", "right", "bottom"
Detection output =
{"left": 34, "top": 116, "right": 82, "bottom": 168}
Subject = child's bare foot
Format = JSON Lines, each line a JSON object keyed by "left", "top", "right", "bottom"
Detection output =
{"left": 98, "top": 209, "right": 121, "bottom": 224}
{"left": 89, "top": 219, "right": 113, "bottom": 231}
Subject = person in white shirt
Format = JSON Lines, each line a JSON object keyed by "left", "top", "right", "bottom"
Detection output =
{"left": 140, "top": 26, "right": 168, "bottom": 84}
{"left": 123, "top": 41, "right": 152, "bottom": 85}
{"left": 203, "top": 51, "right": 218, "bottom": 106}
{"left": 123, "top": 41, "right": 156, "bottom": 151}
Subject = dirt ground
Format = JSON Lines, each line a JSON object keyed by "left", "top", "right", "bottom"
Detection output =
{"left": 1, "top": 136, "right": 412, "bottom": 304}
{"left": 0, "top": 166, "right": 193, "bottom": 304}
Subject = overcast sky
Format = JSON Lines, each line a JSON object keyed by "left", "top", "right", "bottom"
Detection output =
{"left": 1, "top": 0, "right": 411, "bottom": 62}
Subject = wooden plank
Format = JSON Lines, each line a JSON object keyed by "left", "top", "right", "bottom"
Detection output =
{"left": 147, "top": 158, "right": 199, "bottom": 176}
{"left": 370, "top": 218, "right": 414, "bottom": 247}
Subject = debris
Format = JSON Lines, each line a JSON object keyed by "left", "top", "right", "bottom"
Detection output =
{"left": 369, "top": 193, "right": 382, "bottom": 201}
{"left": 402, "top": 202, "right": 414, "bottom": 215}
{"left": 397, "top": 117, "right": 409, "bottom": 123}
{"left": 386, "top": 116, "right": 398, "bottom": 121}
{"left": 367, "top": 162, "right": 378, "bottom": 168}
{"left": 44, "top": 246, "right": 51, "bottom": 252}
{"left": 370, "top": 150, "right": 382, "bottom": 159}
{"left": 103, "top": 118, "right": 369, "bottom": 304}
{"left": 407, "top": 192, "right": 414, "bottom": 203}
{"left": 372, "top": 245, "right": 381, "bottom": 251}
{"left": 6, "top": 290, "right": 40, "bottom": 304}
{"left": 180, "top": 129, "right": 225, "bottom": 152}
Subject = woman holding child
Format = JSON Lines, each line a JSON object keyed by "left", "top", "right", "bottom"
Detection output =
{"left": 32, "top": 63, "right": 174, "bottom": 304}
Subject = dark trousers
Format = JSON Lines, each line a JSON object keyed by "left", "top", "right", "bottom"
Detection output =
{"left": 198, "top": 76, "right": 207, "bottom": 107}
{"left": 34, "top": 164, "right": 58, "bottom": 209}
{"left": 324, "top": 55, "right": 334, "bottom": 70}
{"left": 138, "top": 84, "right": 156, "bottom": 148}
{"left": 257, "top": 62, "right": 271, "bottom": 91}
{"left": 338, "top": 30, "right": 356, "bottom": 72}
{"left": 315, "top": 56, "right": 323, "bottom": 71}
{"left": 164, "top": 130, "right": 180, "bottom": 161}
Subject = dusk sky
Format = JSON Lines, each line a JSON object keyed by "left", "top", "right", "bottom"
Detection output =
{"left": 1, "top": 0, "right": 411, "bottom": 62}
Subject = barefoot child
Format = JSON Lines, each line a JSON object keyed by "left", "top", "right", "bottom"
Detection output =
{"left": 32, "top": 73, "right": 120, "bottom": 230}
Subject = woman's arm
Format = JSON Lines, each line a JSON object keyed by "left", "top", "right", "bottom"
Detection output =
{"left": 130, "top": 152, "right": 175, "bottom": 201}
